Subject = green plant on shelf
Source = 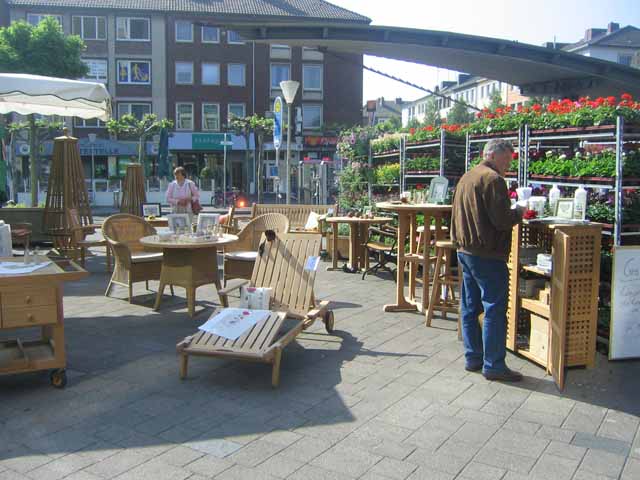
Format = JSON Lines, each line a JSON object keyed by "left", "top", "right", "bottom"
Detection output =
{"left": 468, "top": 157, "right": 518, "bottom": 172}
{"left": 371, "top": 134, "right": 401, "bottom": 154}
{"left": 374, "top": 163, "right": 401, "bottom": 185}
{"left": 406, "top": 156, "right": 440, "bottom": 171}
{"left": 586, "top": 201, "right": 616, "bottom": 224}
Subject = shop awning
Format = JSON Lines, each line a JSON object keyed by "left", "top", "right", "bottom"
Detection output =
{"left": 0, "top": 73, "right": 111, "bottom": 120}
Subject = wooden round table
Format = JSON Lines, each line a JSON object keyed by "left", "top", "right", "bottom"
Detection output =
{"left": 376, "top": 202, "right": 452, "bottom": 313}
{"left": 325, "top": 216, "right": 392, "bottom": 272}
{"left": 140, "top": 234, "right": 238, "bottom": 317}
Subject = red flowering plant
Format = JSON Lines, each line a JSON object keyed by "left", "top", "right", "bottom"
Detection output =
{"left": 406, "top": 123, "right": 465, "bottom": 144}
{"left": 468, "top": 94, "right": 640, "bottom": 134}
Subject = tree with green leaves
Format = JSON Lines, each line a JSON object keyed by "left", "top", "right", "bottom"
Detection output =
{"left": 229, "top": 114, "right": 274, "bottom": 203}
{"left": 106, "top": 114, "right": 173, "bottom": 176}
{"left": 0, "top": 17, "right": 88, "bottom": 205}
{"left": 489, "top": 89, "right": 505, "bottom": 111}
{"left": 446, "top": 100, "right": 474, "bottom": 124}
{"left": 422, "top": 96, "right": 442, "bottom": 127}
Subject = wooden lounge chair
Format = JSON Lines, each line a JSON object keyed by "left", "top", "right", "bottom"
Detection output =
{"left": 223, "top": 213, "right": 289, "bottom": 283}
{"left": 177, "top": 233, "right": 333, "bottom": 387}
{"left": 103, "top": 214, "right": 173, "bottom": 302}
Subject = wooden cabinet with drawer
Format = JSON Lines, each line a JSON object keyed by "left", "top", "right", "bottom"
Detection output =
{"left": 0, "top": 257, "right": 87, "bottom": 388}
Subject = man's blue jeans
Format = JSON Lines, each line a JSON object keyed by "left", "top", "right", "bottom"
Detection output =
{"left": 457, "top": 252, "right": 509, "bottom": 374}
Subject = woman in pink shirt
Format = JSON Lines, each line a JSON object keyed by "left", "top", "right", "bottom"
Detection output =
{"left": 166, "top": 167, "right": 200, "bottom": 222}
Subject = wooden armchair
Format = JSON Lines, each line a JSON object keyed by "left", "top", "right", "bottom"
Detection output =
{"left": 10, "top": 222, "right": 32, "bottom": 252}
{"left": 223, "top": 213, "right": 289, "bottom": 283}
{"left": 67, "top": 209, "right": 111, "bottom": 271}
{"left": 102, "top": 214, "right": 173, "bottom": 302}
{"left": 218, "top": 205, "right": 237, "bottom": 234}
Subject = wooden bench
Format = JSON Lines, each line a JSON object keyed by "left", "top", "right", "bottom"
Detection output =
{"left": 250, "top": 204, "right": 336, "bottom": 234}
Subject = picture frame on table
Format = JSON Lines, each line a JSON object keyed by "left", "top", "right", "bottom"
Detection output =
{"left": 555, "top": 199, "right": 575, "bottom": 219}
{"left": 427, "top": 176, "right": 449, "bottom": 204}
{"left": 167, "top": 214, "right": 190, "bottom": 232}
{"left": 196, "top": 213, "right": 220, "bottom": 233}
{"left": 142, "top": 203, "right": 162, "bottom": 218}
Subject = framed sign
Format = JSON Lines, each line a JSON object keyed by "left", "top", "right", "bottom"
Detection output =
{"left": 427, "top": 176, "right": 449, "bottom": 204}
{"left": 142, "top": 203, "right": 161, "bottom": 217}
{"left": 610, "top": 246, "right": 640, "bottom": 359}
{"left": 167, "top": 214, "right": 190, "bottom": 232}
{"left": 555, "top": 199, "right": 574, "bottom": 219}
{"left": 196, "top": 213, "right": 220, "bottom": 233}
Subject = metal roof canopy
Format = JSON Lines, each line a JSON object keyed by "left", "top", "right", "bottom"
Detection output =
{"left": 234, "top": 24, "right": 640, "bottom": 97}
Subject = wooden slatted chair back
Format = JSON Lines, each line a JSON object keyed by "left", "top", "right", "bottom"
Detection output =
{"left": 251, "top": 204, "right": 336, "bottom": 231}
{"left": 67, "top": 209, "right": 85, "bottom": 244}
{"left": 103, "top": 214, "right": 156, "bottom": 254}
{"left": 227, "top": 213, "right": 289, "bottom": 253}
{"left": 251, "top": 233, "right": 322, "bottom": 318}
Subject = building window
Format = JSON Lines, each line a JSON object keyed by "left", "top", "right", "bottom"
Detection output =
{"left": 228, "top": 103, "right": 246, "bottom": 120}
{"left": 175, "top": 62, "right": 194, "bottom": 84}
{"left": 303, "top": 64, "right": 323, "bottom": 91}
{"left": 72, "top": 16, "right": 106, "bottom": 40}
{"left": 117, "top": 60, "right": 151, "bottom": 84}
{"left": 202, "top": 63, "right": 220, "bottom": 85}
{"left": 270, "top": 44, "right": 291, "bottom": 59}
{"left": 26, "top": 13, "right": 62, "bottom": 26}
{"left": 227, "top": 30, "right": 244, "bottom": 44}
{"left": 116, "top": 17, "right": 150, "bottom": 41}
{"left": 175, "top": 20, "right": 193, "bottom": 42}
{"left": 176, "top": 103, "right": 194, "bottom": 130}
{"left": 202, "top": 103, "right": 220, "bottom": 131}
{"left": 202, "top": 25, "right": 219, "bottom": 43}
{"left": 619, "top": 54, "right": 633, "bottom": 66}
{"left": 470, "top": 90, "right": 475, "bottom": 103}
{"left": 302, "top": 105, "right": 322, "bottom": 130}
{"left": 74, "top": 117, "right": 104, "bottom": 128}
{"left": 81, "top": 59, "right": 108, "bottom": 83}
{"left": 270, "top": 63, "right": 290, "bottom": 89}
{"left": 227, "top": 63, "right": 246, "bottom": 86}
{"left": 117, "top": 103, "right": 151, "bottom": 120}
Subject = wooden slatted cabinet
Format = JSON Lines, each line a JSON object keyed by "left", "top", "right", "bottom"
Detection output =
{"left": 506, "top": 222, "right": 602, "bottom": 389}
{"left": 0, "top": 257, "right": 88, "bottom": 387}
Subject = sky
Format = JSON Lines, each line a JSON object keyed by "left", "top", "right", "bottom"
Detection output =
{"left": 329, "top": 0, "right": 640, "bottom": 103}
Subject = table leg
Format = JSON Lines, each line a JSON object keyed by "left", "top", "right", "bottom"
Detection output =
{"left": 384, "top": 211, "right": 417, "bottom": 312}
{"left": 420, "top": 214, "right": 434, "bottom": 313}
{"left": 348, "top": 223, "right": 359, "bottom": 271}
{"left": 360, "top": 223, "right": 369, "bottom": 272}
{"left": 408, "top": 214, "right": 418, "bottom": 302}
{"left": 327, "top": 223, "right": 339, "bottom": 271}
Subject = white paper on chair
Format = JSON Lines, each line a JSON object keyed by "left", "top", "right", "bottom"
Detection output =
{"left": 0, "top": 261, "right": 51, "bottom": 275}
{"left": 198, "top": 308, "right": 271, "bottom": 340}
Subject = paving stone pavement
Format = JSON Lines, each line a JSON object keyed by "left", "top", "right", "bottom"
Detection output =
{"left": 1, "top": 246, "right": 640, "bottom": 480}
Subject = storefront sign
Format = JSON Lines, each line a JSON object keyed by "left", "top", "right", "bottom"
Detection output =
{"left": 304, "top": 136, "right": 338, "bottom": 147}
{"left": 78, "top": 138, "right": 139, "bottom": 156}
{"left": 192, "top": 133, "right": 234, "bottom": 151}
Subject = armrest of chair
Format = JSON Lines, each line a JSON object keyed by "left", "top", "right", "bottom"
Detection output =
{"left": 106, "top": 239, "right": 132, "bottom": 267}
{"left": 218, "top": 278, "right": 250, "bottom": 296}
{"left": 11, "top": 222, "right": 32, "bottom": 230}
{"left": 307, "top": 300, "right": 330, "bottom": 319}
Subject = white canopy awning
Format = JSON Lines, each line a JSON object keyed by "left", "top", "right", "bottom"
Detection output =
{"left": 0, "top": 73, "right": 111, "bottom": 121}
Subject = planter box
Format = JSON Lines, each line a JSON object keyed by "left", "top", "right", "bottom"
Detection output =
{"left": 326, "top": 232, "right": 349, "bottom": 260}
{"left": 530, "top": 125, "right": 615, "bottom": 135}
{"left": 529, "top": 175, "right": 615, "bottom": 184}
{"left": 0, "top": 208, "right": 48, "bottom": 243}
{"left": 469, "top": 130, "right": 519, "bottom": 139}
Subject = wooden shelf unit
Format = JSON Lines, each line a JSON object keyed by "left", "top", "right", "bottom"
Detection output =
{"left": 506, "top": 222, "right": 602, "bottom": 388}
{"left": 0, "top": 257, "right": 88, "bottom": 387}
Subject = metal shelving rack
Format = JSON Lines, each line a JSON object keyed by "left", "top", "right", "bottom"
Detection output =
{"left": 465, "top": 128, "right": 524, "bottom": 184}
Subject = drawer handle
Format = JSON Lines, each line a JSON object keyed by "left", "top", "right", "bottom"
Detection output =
{"left": 26, "top": 296, "right": 32, "bottom": 304}
{"left": 27, "top": 314, "right": 35, "bottom": 322}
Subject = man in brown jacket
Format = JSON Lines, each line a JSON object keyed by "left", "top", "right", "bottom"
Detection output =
{"left": 451, "top": 139, "right": 523, "bottom": 381}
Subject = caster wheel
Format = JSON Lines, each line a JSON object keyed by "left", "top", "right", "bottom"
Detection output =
{"left": 324, "top": 311, "right": 335, "bottom": 334}
{"left": 50, "top": 369, "right": 67, "bottom": 389}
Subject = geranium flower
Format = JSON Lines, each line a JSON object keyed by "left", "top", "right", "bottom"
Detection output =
{"left": 621, "top": 93, "right": 633, "bottom": 101}
{"left": 532, "top": 104, "right": 542, "bottom": 112}
{"left": 512, "top": 151, "right": 519, "bottom": 159}
{"left": 607, "top": 96, "right": 617, "bottom": 106}
{"left": 409, "top": 128, "right": 416, "bottom": 135}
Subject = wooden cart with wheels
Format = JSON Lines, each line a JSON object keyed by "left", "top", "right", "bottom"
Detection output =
{"left": 177, "top": 233, "right": 333, "bottom": 387}
{"left": 0, "top": 256, "right": 88, "bottom": 388}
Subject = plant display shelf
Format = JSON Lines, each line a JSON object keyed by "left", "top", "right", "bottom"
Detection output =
{"left": 506, "top": 222, "right": 602, "bottom": 389}
{"left": 523, "top": 116, "right": 640, "bottom": 246}
{"left": 465, "top": 129, "right": 524, "bottom": 183}
{"left": 0, "top": 256, "right": 88, "bottom": 388}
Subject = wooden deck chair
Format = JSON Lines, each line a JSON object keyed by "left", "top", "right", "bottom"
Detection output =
{"left": 67, "top": 208, "right": 111, "bottom": 271}
{"left": 177, "top": 233, "right": 333, "bottom": 387}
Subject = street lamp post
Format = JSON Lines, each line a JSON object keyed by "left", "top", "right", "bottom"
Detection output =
{"left": 88, "top": 133, "right": 97, "bottom": 196}
{"left": 220, "top": 131, "right": 234, "bottom": 207}
{"left": 279, "top": 80, "right": 299, "bottom": 205}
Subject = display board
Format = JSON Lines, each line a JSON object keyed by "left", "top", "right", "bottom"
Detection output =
{"left": 610, "top": 246, "right": 640, "bottom": 359}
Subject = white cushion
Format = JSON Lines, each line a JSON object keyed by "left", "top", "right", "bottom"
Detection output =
{"left": 225, "top": 251, "right": 258, "bottom": 262}
{"left": 305, "top": 212, "right": 320, "bottom": 231}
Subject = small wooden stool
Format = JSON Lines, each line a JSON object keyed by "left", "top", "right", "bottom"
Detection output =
{"left": 426, "top": 240, "right": 461, "bottom": 338}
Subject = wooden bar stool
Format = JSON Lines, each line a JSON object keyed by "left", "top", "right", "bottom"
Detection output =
{"left": 426, "top": 240, "right": 461, "bottom": 338}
